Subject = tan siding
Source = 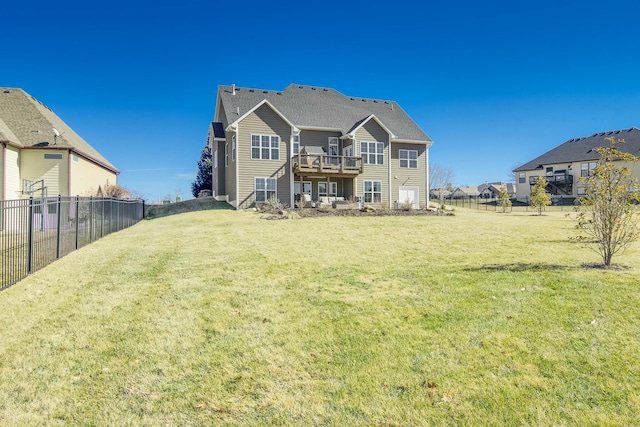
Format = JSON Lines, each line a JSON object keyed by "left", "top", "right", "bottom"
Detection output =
{"left": 69, "top": 153, "right": 117, "bottom": 196}
{"left": 237, "top": 104, "right": 291, "bottom": 208}
{"left": 3, "top": 145, "right": 21, "bottom": 200}
{"left": 21, "top": 149, "right": 68, "bottom": 197}
{"left": 356, "top": 120, "right": 389, "bottom": 204}
{"left": 226, "top": 137, "right": 237, "bottom": 206}
{"left": 391, "top": 143, "right": 427, "bottom": 206}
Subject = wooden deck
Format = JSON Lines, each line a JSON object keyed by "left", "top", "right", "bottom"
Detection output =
{"left": 292, "top": 154, "right": 363, "bottom": 176}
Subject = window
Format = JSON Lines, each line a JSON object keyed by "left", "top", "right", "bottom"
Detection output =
{"left": 255, "top": 177, "right": 276, "bottom": 203}
{"left": 251, "top": 134, "right": 280, "bottom": 160}
{"left": 318, "top": 182, "right": 337, "bottom": 198}
{"left": 292, "top": 135, "right": 300, "bottom": 156}
{"left": 577, "top": 187, "right": 586, "bottom": 195}
{"left": 44, "top": 153, "right": 63, "bottom": 160}
{"left": 361, "top": 141, "right": 384, "bottom": 165}
{"left": 213, "top": 148, "right": 218, "bottom": 168}
{"left": 546, "top": 167, "right": 553, "bottom": 176}
{"left": 328, "top": 137, "right": 339, "bottom": 156}
{"left": 294, "top": 181, "right": 312, "bottom": 196}
{"left": 363, "top": 180, "right": 382, "bottom": 203}
{"left": 225, "top": 143, "right": 229, "bottom": 167}
{"left": 232, "top": 135, "right": 236, "bottom": 161}
{"left": 581, "top": 162, "right": 597, "bottom": 177}
{"left": 33, "top": 200, "right": 43, "bottom": 214}
{"left": 343, "top": 145, "right": 353, "bottom": 157}
{"left": 72, "top": 155, "right": 79, "bottom": 163}
{"left": 399, "top": 149, "right": 418, "bottom": 168}
{"left": 47, "top": 200, "right": 58, "bottom": 214}
{"left": 518, "top": 172, "right": 526, "bottom": 184}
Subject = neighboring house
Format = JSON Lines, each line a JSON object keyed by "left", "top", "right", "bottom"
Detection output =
{"left": 0, "top": 88, "right": 119, "bottom": 201}
{"left": 513, "top": 127, "right": 640, "bottom": 201}
{"left": 477, "top": 182, "right": 516, "bottom": 198}
{"left": 451, "top": 186, "right": 478, "bottom": 199}
{"left": 429, "top": 188, "right": 452, "bottom": 200}
{"left": 207, "top": 84, "right": 433, "bottom": 209}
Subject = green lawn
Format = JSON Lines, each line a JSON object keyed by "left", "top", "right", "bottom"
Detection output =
{"left": 0, "top": 209, "right": 638, "bottom": 426}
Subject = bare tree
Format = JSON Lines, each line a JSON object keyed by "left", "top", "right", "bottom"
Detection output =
{"left": 574, "top": 137, "right": 640, "bottom": 266}
{"left": 430, "top": 163, "right": 455, "bottom": 202}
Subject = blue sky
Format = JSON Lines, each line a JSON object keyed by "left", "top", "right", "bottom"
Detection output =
{"left": 4, "top": 0, "right": 640, "bottom": 201}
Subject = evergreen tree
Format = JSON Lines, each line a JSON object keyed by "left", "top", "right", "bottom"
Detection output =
{"left": 191, "top": 145, "right": 212, "bottom": 198}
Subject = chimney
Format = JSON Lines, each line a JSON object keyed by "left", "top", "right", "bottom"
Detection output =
{"left": 232, "top": 84, "right": 236, "bottom": 95}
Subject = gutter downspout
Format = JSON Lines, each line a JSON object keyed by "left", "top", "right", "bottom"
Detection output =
{"left": 388, "top": 136, "right": 392, "bottom": 209}
{"left": 425, "top": 144, "right": 430, "bottom": 209}
{"left": 2, "top": 143, "right": 6, "bottom": 201}
{"left": 235, "top": 128, "right": 239, "bottom": 209}
{"left": 68, "top": 149, "right": 73, "bottom": 196}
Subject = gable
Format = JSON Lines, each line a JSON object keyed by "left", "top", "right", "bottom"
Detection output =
{"left": 355, "top": 118, "right": 389, "bottom": 142}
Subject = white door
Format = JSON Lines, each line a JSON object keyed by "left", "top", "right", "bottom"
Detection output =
{"left": 399, "top": 186, "right": 419, "bottom": 208}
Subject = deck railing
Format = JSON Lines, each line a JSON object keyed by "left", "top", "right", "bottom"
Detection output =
{"left": 293, "top": 154, "right": 364, "bottom": 174}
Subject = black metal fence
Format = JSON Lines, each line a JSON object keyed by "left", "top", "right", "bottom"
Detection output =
{"left": 436, "top": 195, "right": 578, "bottom": 212}
{"left": 1, "top": 196, "right": 144, "bottom": 290}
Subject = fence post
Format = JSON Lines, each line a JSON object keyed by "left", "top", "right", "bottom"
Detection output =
{"left": 27, "top": 197, "right": 34, "bottom": 274}
{"left": 75, "top": 196, "right": 80, "bottom": 250}
{"left": 56, "top": 195, "right": 62, "bottom": 259}
{"left": 89, "top": 196, "right": 93, "bottom": 243}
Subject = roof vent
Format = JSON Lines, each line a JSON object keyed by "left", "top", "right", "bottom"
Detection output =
{"left": 236, "top": 107, "right": 240, "bottom": 115}
{"left": 373, "top": 100, "right": 378, "bottom": 103}
{"left": 311, "top": 87, "right": 316, "bottom": 90}
{"left": 298, "top": 86, "right": 303, "bottom": 89}
{"left": 3, "top": 90, "right": 9, "bottom": 94}
{"left": 323, "top": 89, "right": 328, "bottom": 91}
{"left": 361, "top": 99, "right": 366, "bottom": 102}
{"left": 249, "top": 89, "right": 254, "bottom": 92}
{"left": 277, "top": 92, "right": 282, "bottom": 95}
{"left": 232, "top": 84, "right": 236, "bottom": 95}
{"left": 350, "top": 98, "right": 354, "bottom": 100}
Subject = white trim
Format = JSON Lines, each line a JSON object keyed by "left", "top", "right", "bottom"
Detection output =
{"left": 250, "top": 134, "right": 280, "bottom": 161}
{"left": 361, "top": 141, "right": 385, "bottom": 165}
{"left": 362, "top": 180, "right": 382, "bottom": 204}
{"left": 297, "top": 125, "right": 343, "bottom": 132}
{"left": 349, "top": 114, "right": 396, "bottom": 139}
{"left": 425, "top": 146, "right": 430, "bottom": 208}
{"left": 392, "top": 138, "right": 433, "bottom": 146}
{"left": 254, "top": 176, "right": 277, "bottom": 204}
{"left": 228, "top": 99, "right": 299, "bottom": 133}
{"left": 235, "top": 127, "right": 239, "bottom": 209}
{"left": 388, "top": 137, "right": 392, "bottom": 208}
{"left": 399, "top": 149, "right": 418, "bottom": 169}
{"left": 399, "top": 186, "right": 420, "bottom": 209}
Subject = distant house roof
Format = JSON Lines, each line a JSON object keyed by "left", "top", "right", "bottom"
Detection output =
{"left": 514, "top": 127, "right": 640, "bottom": 172}
{"left": 0, "top": 88, "right": 118, "bottom": 173}
{"left": 217, "top": 84, "right": 432, "bottom": 143}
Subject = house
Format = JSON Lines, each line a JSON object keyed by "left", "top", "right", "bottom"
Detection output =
{"left": 477, "top": 182, "right": 516, "bottom": 198}
{"left": 451, "top": 186, "right": 478, "bottom": 199}
{"left": 207, "top": 84, "right": 433, "bottom": 209}
{"left": 0, "top": 88, "right": 119, "bottom": 201}
{"left": 513, "top": 127, "right": 640, "bottom": 202}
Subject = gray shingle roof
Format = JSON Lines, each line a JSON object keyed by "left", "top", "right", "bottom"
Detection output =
{"left": 218, "top": 84, "right": 432, "bottom": 143}
{"left": 514, "top": 127, "right": 640, "bottom": 172}
{"left": 0, "top": 88, "right": 118, "bottom": 172}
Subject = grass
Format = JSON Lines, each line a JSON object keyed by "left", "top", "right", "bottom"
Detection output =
{"left": 0, "top": 209, "right": 638, "bottom": 425}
